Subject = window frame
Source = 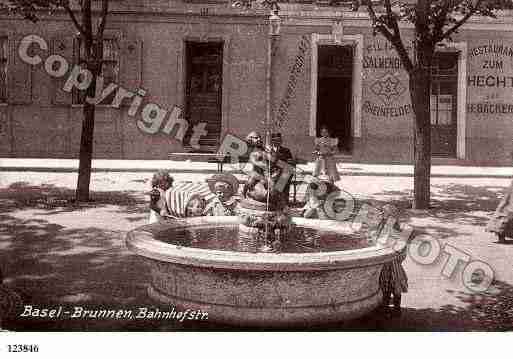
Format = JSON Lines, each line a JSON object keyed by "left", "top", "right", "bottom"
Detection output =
{"left": 0, "top": 35, "right": 8, "bottom": 104}
{"left": 430, "top": 51, "right": 458, "bottom": 128}
{"left": 72, "top": 33, "right": 121, "bottom": 107}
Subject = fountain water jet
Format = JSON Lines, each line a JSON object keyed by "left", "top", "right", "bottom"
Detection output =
{"left": 126, "top": 174, "right": 411, "bottom": 327}
{"left": 128, "top": 109, "right": 410, "bottom": 326}
{"left": 237, "top": 144, "right": 292, "bottom": 253}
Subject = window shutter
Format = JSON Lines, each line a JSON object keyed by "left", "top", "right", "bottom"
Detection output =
{"left": 0, "top": 109, "right": 10, "bottom": 156}
{"left": 120, "top": 37, "right": 142, "bottom": 92}
{"left": 51, "top": 36, "right": 74, "bottom": 105}
{"left": 8, "top": 35, "right": 33, "bottom": 104}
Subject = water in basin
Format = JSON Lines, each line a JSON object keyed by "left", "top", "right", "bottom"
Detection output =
{"left": 154, "top": 224, "right": 376, "bottom": 254}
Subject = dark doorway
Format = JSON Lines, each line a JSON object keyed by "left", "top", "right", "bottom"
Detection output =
{"left": 316, "top": 45, "right": 353, "bottom": 153}
{"left": 430, "top": 52, "right": 458, "bottom": 157}
{"left": 184, "top": 41, "right": 223, "bottom": 152}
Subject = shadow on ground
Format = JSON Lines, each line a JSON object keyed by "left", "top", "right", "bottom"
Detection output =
{"left": 176, "top": 278, "right": 513, "bottom": 331}
{"left": 355, "top": 183, "right": 507, "bottom": 238}
{"left": 1, "top": 181, "right": 512, "bottom": 331}
{"left": 0, "top": 182, "right": 147, "bottom": 216}
{"left": 0, "top": 211, "right": 155, "bottom": 331}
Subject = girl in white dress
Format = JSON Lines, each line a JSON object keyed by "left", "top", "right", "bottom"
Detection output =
{"left": 313, "top": 126, "right": 340, "bottom": 183}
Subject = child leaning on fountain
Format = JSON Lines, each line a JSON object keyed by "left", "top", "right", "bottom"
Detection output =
{"left": 149, "top": 174, "right": 214, "bottom": 223}
{"left": 204, "top": 174, "right": 240, "bottom": 216}
{"left": 149, "top": 170, "right": 174, "bottom": 224}
{"left": 164, "top": 182, "right": 212, "bottom": 219}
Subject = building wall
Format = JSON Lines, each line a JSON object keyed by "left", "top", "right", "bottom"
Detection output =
{"left": 1, "top": 4, "right": 513, "bottom": 165}
{"left": 464, "top": 29, "right": 513, "bottom": 165}
{"left": 0, "top": 5, "right": 270, "bottom": 160}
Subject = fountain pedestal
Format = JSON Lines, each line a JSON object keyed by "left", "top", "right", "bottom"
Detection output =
{"left": 237, "top": 198, "right": 290, "bottom": 252}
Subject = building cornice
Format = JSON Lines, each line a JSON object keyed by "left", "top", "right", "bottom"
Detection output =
{"left": 2, "top": 5, "right": 513, "bottom": 32}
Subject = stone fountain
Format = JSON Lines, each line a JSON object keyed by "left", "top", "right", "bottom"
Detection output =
{"left": 126, "top": 149, "right": 411, "bottom": 327}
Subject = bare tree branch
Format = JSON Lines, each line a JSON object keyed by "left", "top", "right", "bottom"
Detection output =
{"left": 414, "top": 0, "right": 431, "bottom": 40}
{"left": 383, "top": 0, "right": 395, "bottom": 28}
{"left": 62, "top": 2, "right": 85, "bottom": 36}
{"left": 366, "top": 1, "right": 394, "bottom": 40}
{"left": 378, "top": 0, "right": 414, "bottom": 72}
{"left": 81, "top": 0, "right": 93, "bottom": 61}
{"left": 432, "top": 0, "right": 452, "bottom": 42}
{"left": 97, "top": 0, "right": 109, "bottom": 37}
{"left": 441, "top": 0, "right": 483, "bottom": 40}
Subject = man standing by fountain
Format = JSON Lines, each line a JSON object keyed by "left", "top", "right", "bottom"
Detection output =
{"left": 268, "top": 133, "right": 295, "bottom": 205}
{"left": 245, "top": 131, "right": 264, "bottom": 155}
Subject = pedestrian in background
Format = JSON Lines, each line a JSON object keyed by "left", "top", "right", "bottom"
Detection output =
{"left": 313, "top": 126, "right": 340, "bottom": 183}
{"left": 487, "top": 179, "right": 513, "bottom": 243}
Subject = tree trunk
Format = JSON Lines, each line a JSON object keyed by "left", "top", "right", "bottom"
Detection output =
{"left": 75, "top": 65, "right": 98, "bottom": 202}
{"left": 410, "top": 66, "right": 432, "bottom": 210}
{"left": 76, "top": 40, "right": 102, "bottom": 202}
{"left": 76, "top": 108, "right": 94, "bottom": 201}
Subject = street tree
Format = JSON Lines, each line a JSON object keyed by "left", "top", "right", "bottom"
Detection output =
{"left": 234, "top": 0, "right": 512, "bottom": 209}
{"left": 362, "top": 0, "right": 511, "bottom": 209}
{"left": 0, "top": 0, "right": 110, "bottom": 202}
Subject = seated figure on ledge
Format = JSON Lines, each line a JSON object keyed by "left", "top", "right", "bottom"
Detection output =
{"left": 377, "top": 204, "right": 408, "bottom": 316}
{"left": 204, "top": 173, "right": 240, "bottom": 216}
{"left": 302, "top": 176, "right": 340, "bottom": 219}
{"left": 242, "top": 146, "right": 289, "bottom": 211}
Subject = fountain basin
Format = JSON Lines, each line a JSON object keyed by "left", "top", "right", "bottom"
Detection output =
{"left": 126, "top": 216, "right": 408, "bottom": 327}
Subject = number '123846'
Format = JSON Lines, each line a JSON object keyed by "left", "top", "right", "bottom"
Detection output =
{"left": 7, "top": 344, "right": 39, "bottom": 353}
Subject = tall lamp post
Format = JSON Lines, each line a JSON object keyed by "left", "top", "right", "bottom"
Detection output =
{"left": 267, "top": 7, "right": 281, "bottom": 146}
{"left": 263, "top": 6, "right": 281, "bottom": 218}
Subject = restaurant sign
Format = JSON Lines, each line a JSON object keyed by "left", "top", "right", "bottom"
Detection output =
{"left": 467, "top": 42, "right": 513, "bottom": 115}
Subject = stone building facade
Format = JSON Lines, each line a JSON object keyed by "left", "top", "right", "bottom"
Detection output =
{"left": 1, "top": 1, "right": 513, "bottom": 165}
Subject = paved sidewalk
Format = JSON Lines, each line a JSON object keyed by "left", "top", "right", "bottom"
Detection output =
{"left": 1, "top": 158, "right": 512, "bottom": 178}
{"left": 0, "top": 158, "right": 252, "bottom": 174}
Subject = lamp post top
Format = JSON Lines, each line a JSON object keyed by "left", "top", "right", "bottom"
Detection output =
{"left": 269, "top": 8, "right": 281, "bottom": 36}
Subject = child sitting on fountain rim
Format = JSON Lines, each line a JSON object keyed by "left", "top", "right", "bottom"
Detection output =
{"left": 204, "top": 173, "right": 240, "bottom": 216}
{"left": 302, "top": 176, "right": 339, "bottom": 219}
{"left": 377, "top": 204, "right": 408, "bottom": 316}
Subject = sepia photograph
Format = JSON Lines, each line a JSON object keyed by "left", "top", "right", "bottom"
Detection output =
{"left": 0, "top": 0, "right": 512, "bottom": 344}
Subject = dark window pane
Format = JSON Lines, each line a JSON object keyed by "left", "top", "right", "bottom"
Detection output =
{"left": 430, "top": 51, "right": 458, "bottom": 154}
{"left": 439, "top": 81, "right": 455, "bottom": 95}
{"left": 0, "top": 37, "right": 6, "bottom": 102}
{"left": 73, "top": 38, "right": 119, "bottom": 105}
